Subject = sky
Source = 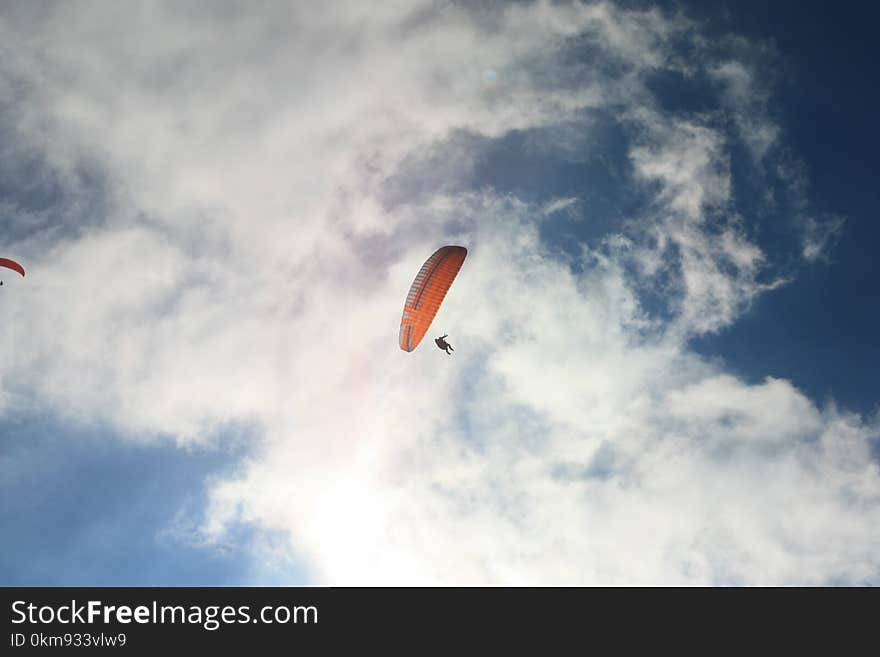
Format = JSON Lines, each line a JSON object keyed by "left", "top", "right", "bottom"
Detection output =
{"left": 1, "top": 0, "right": 878, "bottom": 586}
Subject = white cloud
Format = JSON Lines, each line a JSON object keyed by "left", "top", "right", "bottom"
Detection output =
{"left": 801, "top": 214, "right": 846, "bottom": 262}
{"left": 541, "top": 197, "right": 581, "bottom": 216}
{"left": 0, "top": 1, "right": 874, "bottom": 584}
{"left": 711, "top": 59, "right": 780, "bottom": 162}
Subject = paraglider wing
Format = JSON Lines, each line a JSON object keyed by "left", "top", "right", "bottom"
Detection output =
{"left": 0, "top": 258, "right": 25, "bottom": 277}
{"left": 399, "top": 246, "right": 467, "bottom": 352}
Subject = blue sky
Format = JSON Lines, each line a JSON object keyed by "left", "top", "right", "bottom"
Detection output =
{"left": 0, "top": 414, "right": 272, "bottom": 585}
{"left": 1, "top": 1, "right": 878, "bottom": 585}
{"left": 681, "top": 0, "right": 880, "bottom": 415}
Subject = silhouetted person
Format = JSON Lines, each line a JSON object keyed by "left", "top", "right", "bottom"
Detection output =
{"left": 435, "top": 334, "right": 453, "bottom": 354}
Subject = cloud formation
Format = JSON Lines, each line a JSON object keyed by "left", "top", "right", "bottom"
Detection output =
{"left": 0, "top": 1, "right": 876, "bottom": 584}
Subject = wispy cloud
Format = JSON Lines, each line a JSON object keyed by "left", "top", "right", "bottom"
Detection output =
{"left": 801, "top": 214, "right": 846, "bottom": 262}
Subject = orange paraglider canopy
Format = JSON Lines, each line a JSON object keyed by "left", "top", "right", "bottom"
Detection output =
{"left": 0, "top": 258, "right": 25, "bottom": 277}
{"left": 399, "top": 245, "right": 467, "bottom": 352}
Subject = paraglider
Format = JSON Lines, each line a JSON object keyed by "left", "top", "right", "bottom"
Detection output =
{"left": 435, "top": 334, "right": 454, "bottom": 355}
{"left": 398, "top": 245, "right": 467, "bottom": 353}
{"left": 0, "top": 258, "right": 25, "bottom": 286}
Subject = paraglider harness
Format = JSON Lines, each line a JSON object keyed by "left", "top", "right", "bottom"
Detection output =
{"left": 435, "top": 334, "right": 453, "bottom": 354}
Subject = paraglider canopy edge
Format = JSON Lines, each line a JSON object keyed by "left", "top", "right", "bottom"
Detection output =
{"left": 0, "top": 258, "right": 25, "bottom": 277}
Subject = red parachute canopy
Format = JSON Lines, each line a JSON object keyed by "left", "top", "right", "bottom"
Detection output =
{"left": 0, "top": 258, "right": 25, "bottom": 277}
{"left": 399, "top": 245, "right": 467, "bottom": 352}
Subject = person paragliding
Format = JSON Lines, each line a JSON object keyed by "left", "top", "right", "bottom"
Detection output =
{"left": 398, "top": 245, "right": 467, "bottom": 353}
{"left": 434, "top": 334, "right": 454, "bottom": 355}
{"left": 0, "top": 257, "right": 25, "bottom": 286}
